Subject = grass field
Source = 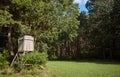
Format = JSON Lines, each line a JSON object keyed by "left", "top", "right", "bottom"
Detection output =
{"left": 0, "top": 61, "right": 120, "bottom": 77}
{"left": 47, "top": 61, "right": 120, "bottom": 77}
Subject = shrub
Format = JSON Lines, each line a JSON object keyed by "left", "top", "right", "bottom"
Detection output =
{"left": 0, "top": 49, "right": 10, "bottom": 69}
{"left": 15, "top": 51, "right": 48, "bottom": 71}
{"left": 49, "top": 54, "right": 58, "bottom": 60}
{"left": 23, "top": 52, "right": 48, "bottom": 65}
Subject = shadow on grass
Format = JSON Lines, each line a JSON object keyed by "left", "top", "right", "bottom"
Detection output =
{"left": 50, "top": 59, "right": 120, "bottom": 65}
{"left": 74, "top": 60, "right": 120, "bottom": 65}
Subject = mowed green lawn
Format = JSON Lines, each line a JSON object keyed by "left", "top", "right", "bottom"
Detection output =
{"left": 47, "top": 61, "right": 120, "bottom": 77}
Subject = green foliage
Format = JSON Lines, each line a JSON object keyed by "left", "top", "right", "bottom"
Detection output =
{"left": 0, "top": 49, "right": 10, "bottom": 69}
{"left": 25, "top": 52, "right": 47, "bottom": 65}
{"left": 0, "top": 55, "right": 9, "bottom": 69}
{"left": 49, "top": 54, "right": 58, "bottom": 60}
{"left": 19, "top": 52, "right": 47, "bottom": 65}
{"left": 0, "top": 10, "right": 14, "bottom": 26}
{"left": 14, "top": 52, "right": 47, "bottom": 72}
{"left": 83, "top": 0, "right": 120, "bottom": 59}
{"left": 39, "top": 42, "right": 49, "bottom": 53}
{"left": 0, "top": 0, "right": 79, "bottom": 59}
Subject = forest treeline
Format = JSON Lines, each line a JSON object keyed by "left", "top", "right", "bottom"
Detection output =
{"left": 0, "top": 0, "right": 120, "bottom": 61}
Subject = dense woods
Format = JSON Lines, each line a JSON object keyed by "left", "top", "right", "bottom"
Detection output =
{"left": 56, "top": 0, "right": 120, "bottom": 60}
{"left": 0, "top": 0, "right": 120, "bottom": 62}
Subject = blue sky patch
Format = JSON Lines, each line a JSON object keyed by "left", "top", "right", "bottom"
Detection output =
{"left": 73, "top": 0, "right": 88, "bottom": 12}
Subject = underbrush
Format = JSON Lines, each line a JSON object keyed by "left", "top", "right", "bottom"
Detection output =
{"left": 0, "top": 51, "right": 53, "bottom": 77}
{"left": 0, "top": 49, "right": 10, "bottom": 69}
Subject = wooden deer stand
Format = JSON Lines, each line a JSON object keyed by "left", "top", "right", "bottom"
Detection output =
{"left": 10, "top": 35, "right": 34, "bottom": 67}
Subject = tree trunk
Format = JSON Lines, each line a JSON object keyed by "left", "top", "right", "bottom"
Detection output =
{"left": 8, "top": 26, "right": 14, "bottom": 56}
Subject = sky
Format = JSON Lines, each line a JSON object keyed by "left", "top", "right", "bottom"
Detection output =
{"left": 73, "top": 0, "right": 88, "bottom": 12}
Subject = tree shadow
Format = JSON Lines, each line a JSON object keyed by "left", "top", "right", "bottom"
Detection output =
{"left": 74, "top": 60, "right": 120, "bottom": 65}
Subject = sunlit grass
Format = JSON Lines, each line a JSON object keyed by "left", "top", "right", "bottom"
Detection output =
{"left": 47, "top": 61, "right": 120, "bottom": 77}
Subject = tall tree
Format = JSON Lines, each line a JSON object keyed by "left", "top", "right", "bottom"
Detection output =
{"left": 0, "top": 0, "right": 23, "bottom": 56}
{"left": 110, "top": 0, "right": 120, "bottom": 59}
